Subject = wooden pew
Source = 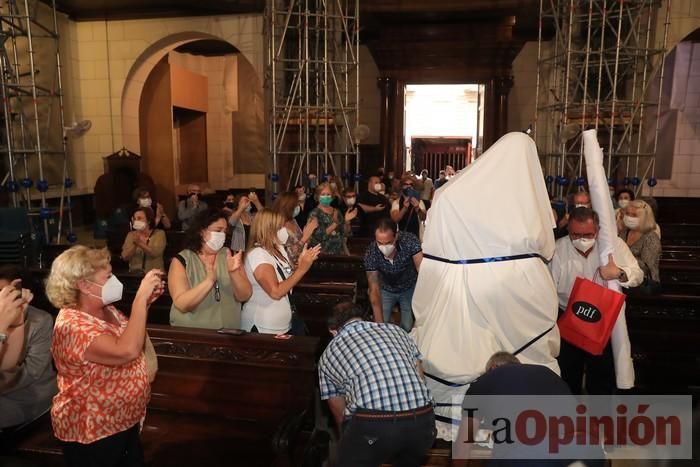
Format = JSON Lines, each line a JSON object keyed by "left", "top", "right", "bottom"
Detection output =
{"left": 293, "top": 281, "right": 358, "bottom": 346}
{"left": 346, "top": 236, "right": 372, "bottom": 257}
{"left": 306, "top": 254, "right": 366, "bottom": 288}
{"left": 14, "top": 325, "right": 320, "bottom": 467}
{"left": 659, "top": 223, "right": 700, "bottom": 247}
{"left": 627, "top": 292, "right": 700, "bottom": 395}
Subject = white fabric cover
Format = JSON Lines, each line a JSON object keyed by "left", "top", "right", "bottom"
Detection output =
{"left": 581, "top": 129, "right": 635, "bottom": 389}
{"left": 412, "top": 132, "right": 561, "bottom": 439}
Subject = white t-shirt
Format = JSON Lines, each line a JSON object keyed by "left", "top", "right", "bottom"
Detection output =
{"left": 242, "top": 247, "right": 293, "bottom": 334}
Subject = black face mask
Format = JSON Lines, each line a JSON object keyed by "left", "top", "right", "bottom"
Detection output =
{"left": 224, "top": 202, "right": 234, "bottom": 209}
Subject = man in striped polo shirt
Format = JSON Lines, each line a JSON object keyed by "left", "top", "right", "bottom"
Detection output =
{"left": 318, "top": 302, "right": 435, "bottom": 467}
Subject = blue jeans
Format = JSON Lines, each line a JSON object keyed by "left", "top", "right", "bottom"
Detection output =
{"left": 381, "top": 287, "right": 415, "bottom": 331}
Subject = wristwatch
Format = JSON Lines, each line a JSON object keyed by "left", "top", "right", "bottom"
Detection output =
{"left": 0, "top": 331, "right": 7, "bottom": 344}
{"left": 617, "top": 268, "right": 628, "bottom": 282}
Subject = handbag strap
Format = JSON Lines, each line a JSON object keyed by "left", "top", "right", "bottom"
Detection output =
{"left": 273, "top": 257, "right": 294, "bottom": 305}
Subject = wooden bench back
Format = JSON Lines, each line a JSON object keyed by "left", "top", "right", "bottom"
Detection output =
{"left": 147, "top": 324, "right": 319, "bottom": 426}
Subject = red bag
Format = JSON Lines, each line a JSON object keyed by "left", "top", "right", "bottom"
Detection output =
{"left": 558, "top": 276, "right": 626, "bottom": 355}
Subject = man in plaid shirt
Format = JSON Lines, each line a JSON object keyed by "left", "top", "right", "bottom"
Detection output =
{"left": 318, "top": 302, "right": 435, "bottom": 467}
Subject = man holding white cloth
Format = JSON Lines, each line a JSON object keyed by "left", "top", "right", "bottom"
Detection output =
{"left": 549, "top": 206, "right": 643, "bottom": 394}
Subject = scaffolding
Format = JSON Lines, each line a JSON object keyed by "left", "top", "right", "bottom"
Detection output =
{"left": 0, "top": 0, "right": 72, "bottom": 243}
{"left": 265, "top": 0, "right": 360, "bottom": 195}
{"left": 534, "top": 0, "right": 671, "bottom": 200}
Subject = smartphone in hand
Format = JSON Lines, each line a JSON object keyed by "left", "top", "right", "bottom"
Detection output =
{"left": 14, "top": 280, "right": 23, "bottom": 300}
{"left": 217, "top": 328, "right": 246, "bottom": 336}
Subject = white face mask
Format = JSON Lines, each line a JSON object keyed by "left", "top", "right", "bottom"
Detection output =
{"left": 138, "top": 197, "right": 152, "bottom": 208}
{"left": 277, "top": 227, "right": 289, "bottom": 245}
{"left": 373, "top": 183, "right": 382, "bottom": 192}
{"left": 575, "top": 203, "right": 590, "bottom": 209}
{"left": 378, "top": 243, "right": 395, "bottom": 257}
{"left": 572, "top": 237, "right": 596, "bottom": 253}
{"left": 132, "top": 220, "right": 147, "bottom": 231}
{"left": 298, "top": 193, "right": 306, "bottom": 202}
{"left": 293, "top": 206, "right": 301, "bottom": 218}
{"left": 618, "top": 199, "right": 630, "bottom": 209}
{"left": 87, "top": 275, "right": 124, "bottom": 305}
{"left": 345, "top": 197, "right": 356, "bottom": 207}
{"left": 623, "top": 215, "right": 640, "bottom": 230}
{"left": 206, "top": 231, "right": 226, "bottom": 251}
{"left": 244, "top": 204, "right": 252, "bottom": 213}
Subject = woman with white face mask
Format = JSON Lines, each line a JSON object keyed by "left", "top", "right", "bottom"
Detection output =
{"left": 242, "top": 209, "right": 321, "bottom": 335}
{"left": 45, "top": 246, "right": 165, "bottom": 465}
{"left": 134, "top": 188, "right": 171, "bottom": 230}
{"left": 621, "top": 200, "right": 661, "bottom": 293}
{"left": 272, "top": 192, "right": 319, "bottom": 268}
{"left": 121, "top": 207, "right": 166, "bottom": 273}
{"left": 614, "top": 188, "right": 635, "bottom": 235}
{"left": 168, "top": 209, "right": 252, "bottom": 329}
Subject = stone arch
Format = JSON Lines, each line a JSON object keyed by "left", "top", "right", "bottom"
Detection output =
{"left": 121, "top": 31, "right": 260, "bottom": 155}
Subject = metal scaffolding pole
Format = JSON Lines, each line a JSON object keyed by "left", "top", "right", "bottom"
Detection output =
{"left": 265, "top": 0, "right": 360, "bottom": 196}
{"left": 0, "top": 0, "right": 72, "bottom": 244}
{"left": 535, "top": 0, "right": 670, "bottom": 200}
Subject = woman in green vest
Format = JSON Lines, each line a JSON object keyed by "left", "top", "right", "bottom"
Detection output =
{"left": 168, "top": 209, "right": 252, "bottom": 329}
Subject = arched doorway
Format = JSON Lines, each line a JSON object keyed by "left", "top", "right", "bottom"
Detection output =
{"left": 121, "top": 32, "right": 264, "bottom": 214}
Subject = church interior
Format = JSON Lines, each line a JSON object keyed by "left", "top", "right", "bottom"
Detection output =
{"left": 1, "top": 0, "right": 699, "bottom": 466}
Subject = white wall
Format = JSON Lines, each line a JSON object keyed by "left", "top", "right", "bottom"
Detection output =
{"left": 644, "top": 41, "right": 700, "bottom": 197}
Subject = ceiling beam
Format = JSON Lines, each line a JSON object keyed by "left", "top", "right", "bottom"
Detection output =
{"left": 361, "top": 0, "right": 537, "bottom": 14}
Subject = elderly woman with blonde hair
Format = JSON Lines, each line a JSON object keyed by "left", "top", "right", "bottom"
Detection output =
{"left": 242, "top": 208, "right": 321, "bottom": 335}
{"left": 46, "top": 245, "right": 164, "bottom": 466}
{"left": 621, "top": 199, "right": 661, "bottom": 293}
{"left": 307, "top": 182, "right": 358, "bottom": 255}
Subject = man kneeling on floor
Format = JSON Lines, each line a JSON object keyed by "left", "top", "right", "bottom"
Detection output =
{"left": 318, "top": 301, "right": 435, "bottom": 467}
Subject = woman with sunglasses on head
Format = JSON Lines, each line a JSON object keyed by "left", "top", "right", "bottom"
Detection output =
{"left": 46, "top": 246, "right": 165, "bottom": 466}
{"left": 242, "top": 209, "right": 321, "bottom": 335}
{"left": 308, "top": 182, "right": 358, "bottom": 255}
{"left": 272, "top": 192, "right": 319, "bottom": 268}
{"left": 390, "top": 174, "right": 426, "bottom": 238}
{"left": 168, "top": 209, "right": 252, "bottom": 329}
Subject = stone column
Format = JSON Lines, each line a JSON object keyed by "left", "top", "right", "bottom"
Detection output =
{"left": 495, "top": 75, "right": 514, "bottom": 139}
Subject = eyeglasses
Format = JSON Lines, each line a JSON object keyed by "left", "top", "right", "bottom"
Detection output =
{"left": 570, "top": 233, "right": 596, "bottom": 240}
{"left": 214, "top": 281, "right": 221, "bottom": 302}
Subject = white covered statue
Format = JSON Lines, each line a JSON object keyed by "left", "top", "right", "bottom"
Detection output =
{"left": 411, "top": 132, "right": 560, "bottom": 440}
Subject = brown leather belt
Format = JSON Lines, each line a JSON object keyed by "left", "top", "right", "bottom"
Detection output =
{"left": 353, "top": 405, "right": 433, "bottom": 420}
